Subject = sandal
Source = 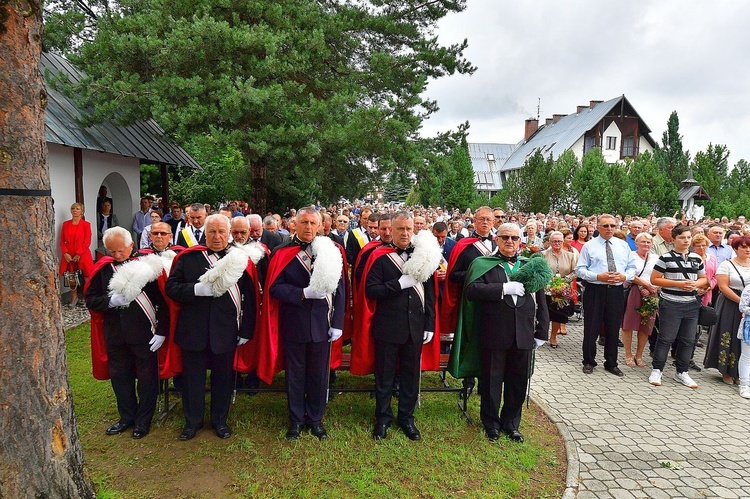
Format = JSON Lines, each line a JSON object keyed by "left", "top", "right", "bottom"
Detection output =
{"left": 635, "top": 358, "right": 646, "bottom": 367}
{"left": 625, "top": 357, "right": 636, "bottom": 367}
{"left": 550, "top": 343, "right": 558, "bottom": 349}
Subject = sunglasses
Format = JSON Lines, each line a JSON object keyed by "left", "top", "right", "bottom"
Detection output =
{"left": 497, "top": 235, "right": 520, "bottom": 241}
{"left": 600, "top": 224, "right": 617, "bottom": 228}
{"left": 150, "top": 231, "right": 170, "bottom": 236}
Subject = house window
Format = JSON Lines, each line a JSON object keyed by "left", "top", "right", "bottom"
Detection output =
{"left": 486, "top": 153, "right": 495, "bottom": 162}
{"left": 606, "top": 136, "right": 617, "bottom": 150}
{"left": 622, "top": 136, "right": 635, "bottom": 157}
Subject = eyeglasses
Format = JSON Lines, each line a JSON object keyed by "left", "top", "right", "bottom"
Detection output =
{"left": 494, "top": 215, "right": 504, "bottom": 219}
{"left": 337, "top": 220, "right": 347, "bottom": 223}
{"left": 150, "top": 231, "right": 170, "bottom": 236}
{"left": 551, "top": 240, "right": 563, "bottom": 244}
{"left": 475, "top": 217, "right": 493, "bottom": 223}
{"left": 600, "top": 224, "right": 617, "bottom": 228}
{"left": 497, "top": 235, "right": 520, "bottom": 241}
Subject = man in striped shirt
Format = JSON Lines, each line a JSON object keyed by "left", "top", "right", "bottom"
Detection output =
{"left": 649, "top": 225, "right": 708, "bottom": 389}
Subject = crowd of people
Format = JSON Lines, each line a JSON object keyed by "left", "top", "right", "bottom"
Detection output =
{"left": 58, "top": 194, "right": 750, "bottom": 445}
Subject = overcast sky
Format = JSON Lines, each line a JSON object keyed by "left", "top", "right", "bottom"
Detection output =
{"left": 420, "top": 0, "right": 750, "bottom": 166}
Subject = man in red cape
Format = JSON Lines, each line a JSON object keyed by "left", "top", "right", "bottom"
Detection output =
{"left": 353, "top": 212, "right": 440, "bottom": 442}
{"left": 256, "top": 207, "right": 347, "bottom": 440}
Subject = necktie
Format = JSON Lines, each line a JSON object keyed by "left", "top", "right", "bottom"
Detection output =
{"left": 605, "top": 239, "right": 616, "bottom": 272}
{"left": 293, "top": 236, "right": 310, "bottom": 251}
{"left": 499, "top": 254, "right": 517, "bottom": 263}
{"left": 194, "top": 229, "right": 202, "bottom": 241}
{"left": 398, "top": 246, "right": 414, "bottom": 257}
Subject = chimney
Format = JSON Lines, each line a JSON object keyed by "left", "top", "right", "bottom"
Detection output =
{"left": 545, "top": 118, "right": 553, "bottom": 126}
{"left": 577, "top": 105, "right": 587, "bottom": 113}
{"left": 589, "top": 100, "right": 603, "bottom": 108}
{"left": 524, "top": 118, "right": 539, "bottom": 141}
{"left": 552, "top": 114, "right": 566, "bottom": 124}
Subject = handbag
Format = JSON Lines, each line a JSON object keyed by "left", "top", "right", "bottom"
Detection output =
{"left": 64, "top": 269, "right": 83, "bottom": 290}
{"left": 698, "top": 303, "right": 718, "bottom": 327}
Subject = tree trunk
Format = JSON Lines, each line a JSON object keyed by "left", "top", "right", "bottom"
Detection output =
{"left": 0, "top": 3, "right": 95, "bottom": 497}
{"left": 251, "top": 158, "right": 267, "bottom": 215}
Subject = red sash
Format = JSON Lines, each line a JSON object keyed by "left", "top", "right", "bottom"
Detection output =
{"left": 84, "top": 257, "right": 114, "bottom": 381}
{"left": 440, "top": 237, "right": 480, "bottom": 334}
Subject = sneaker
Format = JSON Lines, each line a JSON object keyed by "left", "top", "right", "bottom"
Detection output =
{"left": 649, "top": 369, "right": 662, "bottom": 386}
{"left": 673, "top": 371, "right": 698, "bottom": 389}
{"left": 739, "top": 385, "right": 750, "bottom": 399}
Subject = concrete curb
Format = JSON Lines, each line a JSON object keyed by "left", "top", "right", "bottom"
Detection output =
{"left": 530, "top": 393, "right": 579, "bottom": 498}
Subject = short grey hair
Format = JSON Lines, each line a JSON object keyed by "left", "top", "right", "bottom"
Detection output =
{"left": 496, "top": 223, "right": 521, "bottom": 236}
{"left": 205, "top": 213, "right": 231, "bottom": 231}
{"left": 102, "top": 226, "right": 132, "bottom": 247}
{"left": 297, "top": 205, "right": 321, "bottom": 223}
{"left": 548, "top": 230, "right": 564, "bottom": 240}
{"left": 656, "top": 217, "right": 677, "bottom": 228}
{"left": 247, "top": 214, "right": 262, "bottom": 225}
{"left": 392, "top": 211, "right": 413, "bottom": 223}
{"left": 635, "top": 232, "right": 653, "bottom": 243}
{"left": 263, "top": 215, "right": 277, "bottom": 227}
{"left": 189, "top": 202, "right": 206, "bottom": 213}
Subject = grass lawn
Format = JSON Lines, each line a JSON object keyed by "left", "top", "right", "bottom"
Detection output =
{"left": 66, "top": 323, "right": 566, "bottom": 498}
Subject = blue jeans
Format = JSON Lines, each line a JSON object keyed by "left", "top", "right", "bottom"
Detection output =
{"left": 652, "top": 299, "right": 700, "bottom": 373}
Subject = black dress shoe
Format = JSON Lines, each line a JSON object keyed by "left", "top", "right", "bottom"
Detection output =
{"left": 605, "top": 366, "right": 624, "bottom": 377}
{"left": 582, "top": 364, "right": 594, "bottom": 374}
{"left": 398, "top": 422, "right": 421, "bottom": 441}
{"left": 485, "top": 428, "right": 500, "bottom": 442}
{"left": 132, "top": 426, "right": 150, "bottom": 439}
{"left": 179, "top": 425, "right": 202, "bottom": 441}
{"left": 214, "top": 423, "right": 232, "bottom": 439}
{"left": 106, "top": 421, "right": 133, "bottom": 436}
{"left": 307, "top": 423, "right": 328, "bottom": 440}
{"left": 372, "top": 423, "right": 388, "bottom": 441}
{"left": 502, "top": 429, "right": 524, "bottom": 443}
{"left": 597, "top": 337, "right": 605, "bottom": 346}
{"left": 286, "top": 423, "right": 304, "bottom": 441}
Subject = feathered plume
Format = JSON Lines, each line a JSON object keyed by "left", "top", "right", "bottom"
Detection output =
{"left": 402, "top": 230, "right": 442, "bottom": 283}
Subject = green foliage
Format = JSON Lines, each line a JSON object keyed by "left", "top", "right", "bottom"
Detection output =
{"left": 442, "top": 136, "right": 477, "bottom": 209}
{"left": 571, "top": 148, "right": 612, "bottom": 214}
{"left": 691, "top": 143, "right": 729, "bottom": 214}
{"left": 698, "top": 157, "right": 750, "bottom": 218}
{"left": 621, "top": 151, "right": 678, "bottom": 216}
{"left": 139, "top": 164, "right": 161, "bottom": 198}
{"left": 655, "top": 111, "right": 690, "bottom": 185}
{"left": 504, "top": 150, "right": 552, "bottom": 213}
{"left": 46, "top": 0, "right": 476, "bottom": 212}
{"left": 548, "top": 150, "right": 580, "bottom": 214}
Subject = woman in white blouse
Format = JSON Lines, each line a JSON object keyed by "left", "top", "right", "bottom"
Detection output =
{"left": 621, "top": 233, "right": 658, "bottom": 367}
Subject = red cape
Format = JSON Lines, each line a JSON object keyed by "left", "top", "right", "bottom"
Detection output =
{"left": 349, "top": 247, "right": 441, "bottom": 375}
{"left": 84, "top": 257, "right": 114, "bottom": 381}
{"left": 256, "top": 245, "right": 346, "bottom": 385}
{"left": 439, "top": 237, "right": 480, "bottom": 334}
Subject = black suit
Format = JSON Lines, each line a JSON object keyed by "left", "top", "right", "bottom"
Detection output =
{"left": 258, "top": 229, "right": 284, "bottom": 251}
{"left": 345, "top": 227, "right": 370, "bottom": 268}
{"left": 365, "top": 251, "right": 435, "bottom": 427}
{"left": 85, "top": 256, "right": 168, "bottom": 429}
{"left": 327, "top": 232, "right": 345, "bottom": 247}
{"left": 269, "top": 241, "right": 346, "bottom": 425}
{"left": 175, "top": 227, "right": 206, "bottom": 247}
{"left": 166, "top": 248, "right": 257, "bottom": 430}
{"left": 447, "top": 239, "right": 496, "bottom": 288}
{"left": 465, "top": 262, "right": 549, "bottom": 433}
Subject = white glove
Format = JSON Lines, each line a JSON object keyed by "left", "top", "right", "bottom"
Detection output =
{"left": 108, "top": 293, "right": 129, "bottom": 308}
{"left": 303, "top": 286, "right": 327, "bottom": 299}
{"left": 423, "top": 331, "right": 434, "bottom": 344}
{"left": 194, "top": 282, "right": 214, "bottom": 297}
{"left": 149, "top": 334, "right": 166, "bottom": 352}
{"left": 398, "top": 274, "right": 419, "bottom": 289}
{"left": 328, "top": 327, "right": 343, "bottom": 342}
{"left": 534, "top": 338, "right": 546, "bottom": 349}
{"left": 503, "top": 281, "right": 525, "bottom": 297}
{"left": 237, "top": 336, "right": 249, "bottom": 346}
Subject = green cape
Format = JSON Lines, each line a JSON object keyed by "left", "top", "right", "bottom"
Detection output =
{"left": 447, "top": 256, "right": 526, "bottom": 379}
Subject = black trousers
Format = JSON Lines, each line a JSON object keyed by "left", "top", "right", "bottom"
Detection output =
{"left": 180, "top": 348, "right": 234, "bottom": 429}
{"left": 582, "top": 283, "right": 625, "bottom": 368}
{"left": 374, "top": 337, "right": 421, "bottom": 426}
{"left": 283, "top": 339, "right": 330, "bottom": 425}
{"left": 479, "top": 345, "right": 531, "bottom": 432}
{"left": 107, "top": 341, "right": 159, "bottom": 428}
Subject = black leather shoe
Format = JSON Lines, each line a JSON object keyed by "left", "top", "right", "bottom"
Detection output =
{"left": 398, "top": 422, "right": 421, "bottom": 441}
{"left": 582, "top": 364, "right": 594, "bottom": 375}
{"left": 106, "top": 421, "right": 132, "bottom": 436}
{"left": 605, "top": 366, "right": 624, "bottom": 377}
{"left": 286, "top": 423, "right": 304, "bottom": 441}
{"left": 502, "top": 429, "right": 524, "bottom": 443}
{"left": 307, "top": 423, "right": 328, "bottom": 440}
{"left": 179, "top": 425, "right": 202, "bottom": 441}
{"left": 214, "top": 424, "right": 232, "bottom": 439}
{"left": 132, "top": 426, "right": 150, "bottom": 439}
{"left": 485, "top": 428, "right": 500, "bottom": 442}
{"left": 372, "top": 423, "right": 388, "bottom": 441}
{"left": 597, "top": 337, "right": 605, "bottom": 346}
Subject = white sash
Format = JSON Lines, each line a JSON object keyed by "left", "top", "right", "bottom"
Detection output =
{"left": 472, "top": 239, "right": 494, "bottom": 256}
{"left": 387, "top": 252, "right": 425, "bottom": 310}
{"left": 203, "top": 251, "right": 242, "bottom": 328}
{"left": 111, "top": 263, "right": 157, "bottom": 332}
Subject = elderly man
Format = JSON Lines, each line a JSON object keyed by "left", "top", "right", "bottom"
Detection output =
{"left": 166, "top": 214, "right": 258, "bottom": 440}
{"left": 334, "top": 215, "right": 349, "bottom": 238}
{"left": 363, "top": 212, "right": 438, "bottom": 441}
{"left": 626, "top": 220, "right": 643, "bottom": 251}
{"left": 650, "top": 217, "right": 677, "bottom": 257}
{"left": 707, "top": 224, "right": 733, "bottom": 266}
{"left": 261, "top": 207, "right": 346, "bottom": 440}
{"left": 85, "top": 227, "right": 168, "bottom": 439}
{"left": 249, "top": 214, "right": 283, "bottom": 250}
{"left": 413, "top": 215, "right": 427, "bottom": 234}
{"left": 455, "top": 223, "right": 549, "bottom": 442}
{"left": 230, "top": 216, "right": 251, "bottom": 246}
{"left": 576, "top": 214, "right": 636, "bottom": 376}
{"left": 175, "top": 203, "right": 207, "bottom": 247}
{"left": 139, "top": 221, "right": 176, "bottom": 255}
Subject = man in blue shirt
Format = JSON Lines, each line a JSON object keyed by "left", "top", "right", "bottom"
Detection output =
{"left": 576, "top": 214, "right": 636, "bottom": 377}
{"left": 707, "top": 225, "right": 733, "bottom": 266}
{"left": 625, "top": 220, "right": 643, "bottom": 251}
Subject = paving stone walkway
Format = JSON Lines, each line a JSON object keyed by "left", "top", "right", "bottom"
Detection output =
{"left": 531, "top": 319, "right": 750, "bottom": 498}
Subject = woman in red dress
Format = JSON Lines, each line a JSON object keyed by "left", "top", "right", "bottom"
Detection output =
{"left": 59, "top": 202, "right": 94, "bottom": 306}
